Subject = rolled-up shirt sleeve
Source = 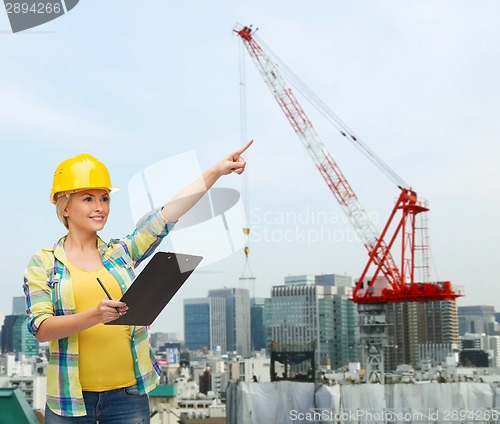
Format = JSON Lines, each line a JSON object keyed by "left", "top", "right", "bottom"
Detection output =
{"left": 122, "top": 207, "right": 176, "bottom": 266}
{"left": 23, "top": 250, "right": 54, "bottom": 336}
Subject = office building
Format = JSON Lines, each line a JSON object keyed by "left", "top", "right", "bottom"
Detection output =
{"left": 1, "top": 298, "right": 39, "bottom": 356}
{"left": 460, "top": 333, "right": 500, "bottom": 368}
{"left": 386, "top": 300, "right": 459, "bottom": 370}
{"left": 332, "top": 285, "right": 359, "bottom": 368}
{"left": 12, "top": 297, "right": 26, "bottom": 316}
{"left": 208, "top": 288, "right": 251, "bottom": 357}
{"left": 315, "top": 274, "right": 352, "bottom": 289}
{"left": 250, "top": 298, "right": 266, "bottom": 351}
{"left": 184, "top": 297, "right": 226, "bottom": 353}
{"left": 266, "top": 274, "right": 359, "bottom": 371}
{"left": 458, "top": 305, "right": 497, "bottom": 336}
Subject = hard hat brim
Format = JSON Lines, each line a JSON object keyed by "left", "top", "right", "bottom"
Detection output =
{"left": 51, "top": 187, "right": 119, "bottom": 204}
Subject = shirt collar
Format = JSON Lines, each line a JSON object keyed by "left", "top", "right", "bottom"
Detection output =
{"left": 50, "top": 234, "right": 107, "bottom": 265}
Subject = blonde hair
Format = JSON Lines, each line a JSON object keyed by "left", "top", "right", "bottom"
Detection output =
{"left": 55, "top": 193, "right": 71, "bottom": 229}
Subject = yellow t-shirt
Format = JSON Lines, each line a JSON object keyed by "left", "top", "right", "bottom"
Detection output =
{"left": 68, "top": 261, "right": 136, "bottom": 391}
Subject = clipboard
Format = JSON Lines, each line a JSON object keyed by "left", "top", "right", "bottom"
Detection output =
{"left": 106, "top": 252, "right": 203, "bottom": 326}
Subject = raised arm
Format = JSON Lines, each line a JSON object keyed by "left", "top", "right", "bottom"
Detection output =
{"left": 161, "top": 140, "right": 253, "bottom": 223}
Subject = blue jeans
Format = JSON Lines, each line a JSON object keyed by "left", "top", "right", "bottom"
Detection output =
{"left": 45, "top": 385, "right": 150, "bottom": 423}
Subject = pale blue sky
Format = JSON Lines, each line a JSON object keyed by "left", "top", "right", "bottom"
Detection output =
{"left": 1, "top": 1, "right": 499, "bottom": 335}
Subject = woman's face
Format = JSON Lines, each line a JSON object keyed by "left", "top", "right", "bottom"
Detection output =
{"left": 64, "top": 189, "right": 110, "bottom": 232}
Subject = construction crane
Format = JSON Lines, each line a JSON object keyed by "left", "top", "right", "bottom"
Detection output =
{"left": 235, "top": 25, "right": 463, "bottom": 382}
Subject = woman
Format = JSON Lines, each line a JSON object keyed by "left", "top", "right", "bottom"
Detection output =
{"left": 23, "top": 141, "right": 252, "bottom": 423}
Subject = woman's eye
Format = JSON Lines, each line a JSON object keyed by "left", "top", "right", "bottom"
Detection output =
{"left": 102, "top": 196, "right": 110, "bottom": 202}
{"left": 83, "top": 197, "right": 92, "bottom": 202}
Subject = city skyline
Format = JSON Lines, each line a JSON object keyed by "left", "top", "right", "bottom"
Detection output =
{"left": 2, "top": 1, "right": 500, "bottom": 335}
{"left": 3, "top": 291, "right": 500, "bottom": 376}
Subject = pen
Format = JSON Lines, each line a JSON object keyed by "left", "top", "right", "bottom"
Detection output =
{"left": 96, "top": 277, "right": 122, "bottom": 316}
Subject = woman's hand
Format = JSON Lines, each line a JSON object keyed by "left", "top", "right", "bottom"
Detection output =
{"left": 95, "top": 298, "right": 128, "bottom": 324}
{"left": 216, "top": 139, "right": 253, "bottom": 176}
{"left": 162, "top": 139, "right": 254, "bottom": 223}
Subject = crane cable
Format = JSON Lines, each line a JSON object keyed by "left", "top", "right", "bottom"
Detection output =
{"left": 238, "top": 37, "right": 255, "bottom": 283}
{"left": 239, "top": 38, "right": 249, "bottom": 222}
{"left": 256, "top": 35, "right": 409, "bottom": 189}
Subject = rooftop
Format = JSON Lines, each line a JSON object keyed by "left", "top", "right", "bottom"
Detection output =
{"left": 0, "top": 387, "right": 39, "bottom": 424}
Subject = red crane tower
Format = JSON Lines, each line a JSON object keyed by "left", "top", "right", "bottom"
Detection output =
{"left": 236, "top": 25, "right": 463, "bottom": 382}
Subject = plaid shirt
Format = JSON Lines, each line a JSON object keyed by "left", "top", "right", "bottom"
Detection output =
{"left": 23, "top": 208, "right": 175, "bottom": 417}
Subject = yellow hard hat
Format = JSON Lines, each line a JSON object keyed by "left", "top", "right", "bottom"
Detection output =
{"left": 50, "top": 154, "right": 116, "bottom": 204}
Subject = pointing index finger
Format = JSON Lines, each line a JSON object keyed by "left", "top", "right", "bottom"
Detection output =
{"left": 236, "top": 139, "right": 253, "bottom": 155}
